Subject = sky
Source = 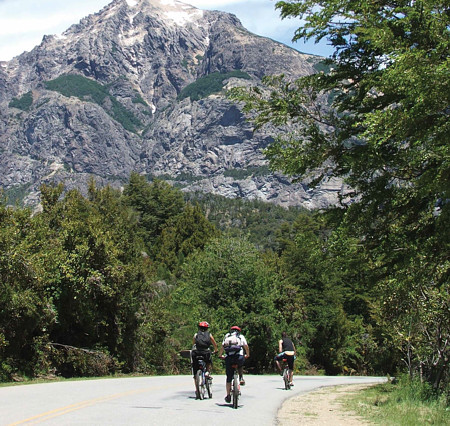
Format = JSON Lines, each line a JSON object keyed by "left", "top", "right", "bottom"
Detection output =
{"left": 0, "top": 0, "right": 333, "bottom": 62}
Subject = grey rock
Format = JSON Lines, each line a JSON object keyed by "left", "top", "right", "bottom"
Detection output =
{"left": 0, "top": 0, "right": 344, "bottom": 209}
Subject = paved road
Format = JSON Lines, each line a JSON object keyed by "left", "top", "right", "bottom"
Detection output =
{"left": 1, "top": 375, "right": 386, "bottom": 425}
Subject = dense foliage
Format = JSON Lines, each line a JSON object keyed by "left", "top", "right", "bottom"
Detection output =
{"left": 229, "top": 0, "right": 449, "bottom": 392}
{"left": 178, "top": 70, "right": 251, "bottom": 101}
{"left": 0, "top": 174, "right": 397, "bottom": 382}
{"left": 45, "top": 75, "right": 143, "bottom": 132}
{"left": 8, "top": 91, "right": 33, "bottom": 111}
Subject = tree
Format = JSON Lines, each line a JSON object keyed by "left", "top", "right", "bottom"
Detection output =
{"left": 32, "top": 183, "right": 150, "bottom": 375}
{"left": 171, "top": 236, "right": 281, "bottom": 372}
{"left": 123, "top": 173, "right": 185, "bottom": 255}
{"left": 0, "top": 202, "right": 55, "bottom": 379}
{"left": 156, "top": 203, "right": 219, "bottom": 273}
{"left": 229, "top": 0, "right": 449, "bottom": 389}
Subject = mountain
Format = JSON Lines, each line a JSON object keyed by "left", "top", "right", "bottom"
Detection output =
{"left": 0, "top": 0, "right": 345, "bottom": 208}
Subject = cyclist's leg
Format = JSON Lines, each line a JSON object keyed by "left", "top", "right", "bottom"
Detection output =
{"left": 191, "top": 351, "right": 199, "bottom": 377}
{"left": 224, "top": 356, "right": 234, "bottom": 401}
{"left": 237, "top": 354, "right": 245, "bottom": 384}
{"left": 287, "top": 355, "right": 294, "bottom": 383}
{"left": 274, "top": 353, "right": 283, "bottom": 374}
{"left": 205, "top": 351, "right": 212, "bottom": 375}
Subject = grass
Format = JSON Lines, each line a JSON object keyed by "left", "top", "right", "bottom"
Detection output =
{"left": 343, "top": 377, "right": 450, "bottom": 425}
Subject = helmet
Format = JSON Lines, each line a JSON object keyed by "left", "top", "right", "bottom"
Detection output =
{"left": 230, "top": 325, "right": 241, "bottom": 332}
{"left": 198, "top": 321, "right": 209, "bottom": 328}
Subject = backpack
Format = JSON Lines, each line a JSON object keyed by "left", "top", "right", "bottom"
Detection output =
{"left": 223, "top": 332, "right": 242, "bottom": 355}
{"left": 195, "top": 330, "right": 211, "bottom": 350}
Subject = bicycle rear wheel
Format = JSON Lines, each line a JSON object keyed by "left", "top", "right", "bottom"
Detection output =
{"left": 283, "top": 367, "right": 291, "bottom": 390}
{"left": 232, "top": 371, "right": 239, "bottom": 408}
{"left": 195, "top": 370, "right": 205, "bottom": 400}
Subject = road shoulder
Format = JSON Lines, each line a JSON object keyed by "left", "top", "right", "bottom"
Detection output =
{"left": 276, "top": 383, "right": 374, "bottom": 425}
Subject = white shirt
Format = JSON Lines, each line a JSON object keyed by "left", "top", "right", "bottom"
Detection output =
{"left": 222, "top": 332, "right": 247, "bottom": 356}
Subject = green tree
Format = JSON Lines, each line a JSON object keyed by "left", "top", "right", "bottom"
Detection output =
{"left": 156, "top": 203, "right": 219, "bottom": 273}
{"left": 0, "top": 202, "right": 55, "bottom": 379}
{"left": 32, "top": 183, "right": 149, "bottom": 375}
{"left": 172, "top": 236, "right": 281, "bottom": 372}
{"left": 230, "top": 0, "right": 449, "bottom": 389}
{"left": 123, "top": 173, "right": 185, "bottom": 255}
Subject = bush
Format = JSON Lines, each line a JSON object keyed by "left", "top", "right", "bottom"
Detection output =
{"left": 49, "top": 344, "right": 119, "bottom": 378}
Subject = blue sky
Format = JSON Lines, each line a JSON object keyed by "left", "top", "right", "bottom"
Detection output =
{"left": 0, "top": 0, "right": 333, "bottom": 61}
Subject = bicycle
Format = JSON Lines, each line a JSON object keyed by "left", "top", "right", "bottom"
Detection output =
{"left": 282, "top": 358, "right": 291, "bottom": 390}
{"left": 192, "top": 352, "right": 212, "bottom": 400}
{"left": 230, "top": 361, "right": 241, "bottom": 408}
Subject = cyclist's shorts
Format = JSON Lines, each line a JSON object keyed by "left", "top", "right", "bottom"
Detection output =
{"left": 275, "top": 352, "right": 294, "bottom": 370}
{"left": 191, "top": 350, "right": 212, "bottom": 375}
{"left": 225, "top": 354, "right": 245, "bottom": 383}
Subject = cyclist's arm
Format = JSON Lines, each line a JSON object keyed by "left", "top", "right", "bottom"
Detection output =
{"left": 278, "top": 339, "right": 283, "bottom": 353}
{"left": 210, "top": 334, "right": 219, "bottom": 352}
{"left": 243, "top": 344, "right": 250, "bottom": 358}
{"left": 218, "top": 344, "right": 224, "bottom": 358}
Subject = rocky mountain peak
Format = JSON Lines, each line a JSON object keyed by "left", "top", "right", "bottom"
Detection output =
{"left": 0, "top": 0, "right": 347, "bottom": 209}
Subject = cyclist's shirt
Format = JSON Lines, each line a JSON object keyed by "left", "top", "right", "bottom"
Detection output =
{"left": 222, "top": 332, "right": 247, "bottom": 356}
{"left": 281, "top": 337, "right": 295, "bottom": 356}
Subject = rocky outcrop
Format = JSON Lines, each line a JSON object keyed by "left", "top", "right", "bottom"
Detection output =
{"left": 0, "top": 0, "right": 344, "bottom": 209}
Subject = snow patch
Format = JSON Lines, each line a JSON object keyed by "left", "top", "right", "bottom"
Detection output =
{"left": 126, "top": 0, "right": 138, "bottom": 6}
{"left": 164, "top": 8, "right": 203, "bottom": 26}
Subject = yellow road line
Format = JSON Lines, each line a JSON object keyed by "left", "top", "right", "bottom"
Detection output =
{"left": 9, "top": 382, "right": 182, "bottom": 425}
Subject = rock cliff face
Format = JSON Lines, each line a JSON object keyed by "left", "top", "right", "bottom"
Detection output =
{"left": 0, "top": 0, "right": 344, "bottom": 208}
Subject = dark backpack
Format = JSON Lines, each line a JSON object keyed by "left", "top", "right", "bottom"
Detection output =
{"left": 195, "top": 330, "right": 211, "bottom": 350}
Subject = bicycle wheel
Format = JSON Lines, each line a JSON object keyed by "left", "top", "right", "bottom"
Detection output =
{"left": 206, "top": 375, "right": 212, "bottom": 398}
{"left": 283, "top": 367, "right": 291, "bottom": 390}
{"left": 195, "top": 370, "right": 205, "bottom": 400}
{"left": 232, "top": 371, "right": 239, "bottom": 408}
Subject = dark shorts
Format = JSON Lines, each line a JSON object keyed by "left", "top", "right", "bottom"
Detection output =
{"left": 191, "top": 350, "right": 212, "bottom": 375}
{"left": 225, "top": 354, "right": 245, "bottom": 383}
{"left": 275, "top": 353, "right": 294, "bottom": 370}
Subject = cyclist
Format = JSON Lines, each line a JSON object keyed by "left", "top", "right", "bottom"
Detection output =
{"left": 191, "top": 321, "right": 218, "bottom": 380}
{"left": 274, "top": 331, "right": 296, "bottom": 386}
{"left": 218, "top": 325, "right": 250, "bottom": 403}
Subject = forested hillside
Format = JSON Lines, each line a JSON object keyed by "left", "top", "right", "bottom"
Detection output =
{"left": 0, "top": 174, "right": 393, "bottom": 380}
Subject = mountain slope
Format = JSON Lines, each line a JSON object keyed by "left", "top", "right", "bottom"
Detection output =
{"left": 0, "top": 0, "right": 344, "bottom": 208}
